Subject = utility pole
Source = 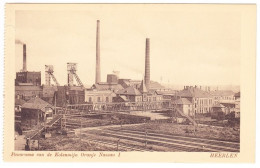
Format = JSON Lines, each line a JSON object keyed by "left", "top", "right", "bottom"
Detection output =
{"left": 79, "top": 106, "right": 83, "bottom": 151}
{"left": 54, "top": 92, "right": 57, "bottom": 115}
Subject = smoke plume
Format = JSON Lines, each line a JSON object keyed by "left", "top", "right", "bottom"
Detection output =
{"left": 15, "top": 39, "right": 24, "bottom": 45}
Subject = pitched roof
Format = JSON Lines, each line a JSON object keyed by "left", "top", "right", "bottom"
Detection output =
{"left": 210, "top": 90, "right": 235, "bottom": 96}
{"left": 177, "top": 87, "right": 212, "bottom": 98}
{"left": 116, "top": 86, "right": 141, "bottom": 96}
{"left": 156, "top": 90, "right": 177, "bottom": 95}
{"left": 118, "top": 79, "right": 164, "bottom": 90}
{"left": 119, "top": 95, "right": 129, "bottom": 102}
{"left": 92, "top": 83, "right": 123, "bottom": 91}
{"left": 22, "top": 97, "right": 53, "bottom": 111}
{"left": 174, "top": 98, "right": 192, "bottom": 105}
{"left": 15, "top": 98, "right": 26, "bottom": 106}
{"left": 139, "top": 80, "right": 148, "bottom": 93}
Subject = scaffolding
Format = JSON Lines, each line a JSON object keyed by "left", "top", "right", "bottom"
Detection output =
{"left": 67, "top": 63, "right": 84, "bottom": 87}
{"left": 45, "top": 65, "right": 60, "bottom": 86}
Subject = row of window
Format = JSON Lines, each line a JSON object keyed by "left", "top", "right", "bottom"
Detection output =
{"left": 214, "top": 96, "right": 235, "bottom": 100}
{"left": 88, "top": 96, "right": 110, "bottom": 102}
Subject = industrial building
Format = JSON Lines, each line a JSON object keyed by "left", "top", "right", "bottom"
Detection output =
{"left": 210, "top": 90, "right": 236, "bottom": 105}
{"left": 85, "top": 89, "right": 116, "bottom": 103}
{"left": 175, "top": 86, "right": 214, "bottom": 114}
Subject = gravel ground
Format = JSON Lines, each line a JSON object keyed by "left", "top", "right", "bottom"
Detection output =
{"left": 38, "top": 131, "right": 114, "bottom": 151}
{"left": 122, "top": 122, "right": 240, "bottom": 142}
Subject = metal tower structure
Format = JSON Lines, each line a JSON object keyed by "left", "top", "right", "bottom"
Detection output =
{"left": 67, "top": 63, "right": 84, "bottom": 87}
{"left": 45, "top": 65, "right": 60, "bottom": 86}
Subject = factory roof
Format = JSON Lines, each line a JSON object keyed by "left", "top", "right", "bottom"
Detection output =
{"left": 173, "top": 98, "right": 192, "bottom": 105}
{"left": 22, "top": 97, "right": 53, "bottom": 111}
{"left": 116, "top": 86, "right": 141, "bottom": 96}
{"left": 210, "top": 90, "right": 235, "bottom": 96}
{"left": 177, "top": 87, "right": 212, "bottom": 98}
{"left": 118, "top": 79, "right": 164, "bottom": 90}
{"left": 150, "top": 81, "right": 165, "bottom": 90}
{"left": 91, "top": 83, "right": 123, "bottom": 91}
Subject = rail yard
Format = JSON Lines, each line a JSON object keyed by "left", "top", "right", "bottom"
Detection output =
{"left": 14, "top": 20, "right": 240, "bottom": 152}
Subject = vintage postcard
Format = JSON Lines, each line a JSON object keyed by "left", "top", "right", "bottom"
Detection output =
{"left": 4, "top": 4, "right": 256, "bottom": 162}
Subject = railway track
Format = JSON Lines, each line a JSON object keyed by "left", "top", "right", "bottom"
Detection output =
{"left": 81, "top": 128, "right": 239, "bottom": 152}
{"left": 110, "top": 129, "right": 240, "bottom": 149}
{"left": 81, "top": 137, "right": 153, "bottom": 152}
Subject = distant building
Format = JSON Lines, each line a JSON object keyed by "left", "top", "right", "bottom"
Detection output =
{"left": 15, "top": 85, "right": 43, "bottom": 101}
{"left": 15, "top": 71, "right": 41, "bottom": 86}
{"left": 91, "top": 82, "right": 123, "bottom": 92}
{"left": 85, "top": 89, "right": 116, "bottom": 103}
{"left": 107, "top": 74, "right": 118, "bottom": 84}
{"left": 21, "top": 97, "right": 53, "bottom": 130}
{"left": 115, "top": 81, "right": 162, "bottom": 103}
{"left": 176, "top": 86, "right": 213, "bottom": 114}
{"left": 173, "top": 98, "right": 193, "bottom": 116}
{"left": 116, "top": 86, "right": 143, "bottom": 102}
{"left": 234, "top": 92, "right": 240, "bottom": 118}
{"left": 156, "top": 90, "right": 177, "bottom": 101}
{"left": 55, "top": 86, "right": 85, "bottom": 107}
{"left": 210, "top": 90, "right": 236, "bottom": 105}
{"left": 67, "top": 86, "right": 85, "bottom": 104}
{"left": 42, "top": 85, "right": 57, "bottom": 105}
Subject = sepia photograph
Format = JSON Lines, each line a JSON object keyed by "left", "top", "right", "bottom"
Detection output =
{"left": 3, "top": 3, "right": 256, "bottom": 162}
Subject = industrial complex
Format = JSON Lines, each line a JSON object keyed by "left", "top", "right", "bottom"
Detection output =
{"left": 14, "top": 20, "right": 240, "bottom": 152}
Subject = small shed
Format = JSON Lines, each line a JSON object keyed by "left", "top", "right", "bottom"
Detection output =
{"left": 21, "top": 97, "right": 53, "bottom": 130}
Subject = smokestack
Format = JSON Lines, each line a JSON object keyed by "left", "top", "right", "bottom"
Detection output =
{"left": 95, "top": 20, "right": 101, "bottom": 84}
{"left": 23, "top": 44, "right": 27, "bottom": 71}
{"left": 144, "top": 38, "right": 150, "bottom": 90}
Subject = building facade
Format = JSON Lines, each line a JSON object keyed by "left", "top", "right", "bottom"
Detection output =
{"left": 173, "top": 98, "right": 193, "bottom": 116}
{"left": 85, "top": 89, "right": 116, "bottom": 103}
{"left": 15, "top": 85, "right": 43, "bottom": 101}
{"left": 176, "top": 86, "right": 213, "bottom": 114}
{"left": 15, "top": 71, "right": 41, "bottom": 86}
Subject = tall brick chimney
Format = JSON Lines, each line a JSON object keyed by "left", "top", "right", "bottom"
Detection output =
{"left": 23, "top": 44, "right": 27, "bottom": 71}
{"left": 144, "top": 38, "right": 150, "bottom": 90}
{"left": 95, "top": 20, "right": 101, "bottom": 84}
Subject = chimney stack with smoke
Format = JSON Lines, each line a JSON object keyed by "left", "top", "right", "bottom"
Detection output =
{"left": 95, "top": 20, "right": 101, "bottom": 84}
{"left": 144, "top": 38, "right": 150, "bottom": 90}
{"left": 23, "top": 44, "right": 27, "bottom": 71}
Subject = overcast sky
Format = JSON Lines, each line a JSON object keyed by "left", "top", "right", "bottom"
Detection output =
{"left": 15, "top": 4, "right": 241, "bottom": 86}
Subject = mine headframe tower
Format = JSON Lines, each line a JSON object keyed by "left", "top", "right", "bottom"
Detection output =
{"left": 67, "top": 63, "right": 84, "bottom": 87}
{"left": 45, "top": 65, "right": 60, "bottom": 86}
